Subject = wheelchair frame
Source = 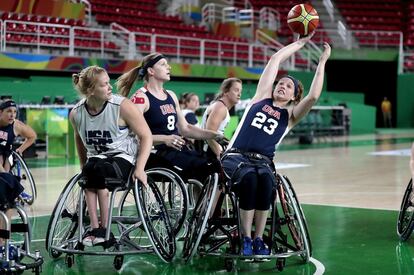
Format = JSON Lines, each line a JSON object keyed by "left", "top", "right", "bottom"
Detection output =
{"left": 9, "top": 151, "right": 37, "bottom": 205}
{"left": 397, "top": 179, "right": 414, "bottom": 241}
{"left": 45, "top": 171, "right": 176, "bottom": 270}
{"left": 0, "top": 205, "right": 43, "bottom": 274}
{"left": 182, "top": 171, "right": 312, "bottom": 272}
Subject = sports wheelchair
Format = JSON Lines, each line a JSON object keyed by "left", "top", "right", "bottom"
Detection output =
{"left": 182, "top": 165, "right": 312, "bottom": 272}
{"left": 397, "top": 179, "right": 414, "bottom": 241}
{"left": 9, "top": 151, "right": 37, "bottom": 205}
{"left": 45, "top": 168, "right": 176, "bottom": 270}
{"left": 0, "top": 204, "right": 43, "bottom": 274}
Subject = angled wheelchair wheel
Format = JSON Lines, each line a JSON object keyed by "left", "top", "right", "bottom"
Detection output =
{"left": 276, "top": 174, "right": 311, "bottom": 262}
{"left": 45, "top": 174, "right": 86, "bottom": 258}
{"left": 10, "top": 151, "right": 36, "bottom": 205}
{"left": 182, "top": 173, "right": 219, "bottom": 262}
{"left": 134, "top": 178, "right": 176, "bottom": 263}
{"left": 397, "top": 179, "right": 414, "bottom": 241}
{"left": 146, "top": 168, "right": 188, "bottom": 237}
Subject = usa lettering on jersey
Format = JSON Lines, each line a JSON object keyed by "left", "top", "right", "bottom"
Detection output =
{"left": 160, "top": 104, "right": 176, "bottom": 115}
{"left": 262, "top": 105, "right": 281, "bottom": 120}
{"left": 85, "top": 130, "right": 113, "bottom": 145}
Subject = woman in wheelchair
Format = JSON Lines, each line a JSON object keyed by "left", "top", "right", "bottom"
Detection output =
{"left": 117, "top": 53, "right": 223, "bottom": 181}
{"left": 70, "top": 65, "right": 152, "bottom": 247}
{"left": 221, "top": 35, "right": 331, "bottom": 256}
{"left": 0, "top": 100, "right": 37, "bottom": 247}
{"left": 0, "top": 100, "right": 37, "bottom": 202}
{"left": 200, "top": 77, "right": 242, "bottom": 159}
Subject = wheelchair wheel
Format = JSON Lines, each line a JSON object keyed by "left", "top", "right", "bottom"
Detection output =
{"left": 182, "top": 173, "right": 219, "bottom": 262}
{"left": 10, "top": 151, "right": 36, "bottom": 205}
{"left": 134, "top": 178, "right": 176, "bottom": 263}
{"left": 146, "top": 168, "right": 188, "bottom": 236}
{"left": 45, "top": 174, "right": 86, "bottom": 258}
{"left": 276, "top": 174, "right": 311, "bottom": 262}
{"left": 397, "top": 179, "right": 414, "bottom": 241}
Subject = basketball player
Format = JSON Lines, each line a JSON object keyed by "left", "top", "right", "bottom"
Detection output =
{"left": 221, "top": 35, "right": 331, "bottom": 256}
{"left": 201, "top": 77, "right": 242, "bottom": 159}
{"left": 70, "top": 65, "right": 152, "bottom": 246}
{"left": 117, "top": 53, "right": 223, "bottom": 181}
{"left": 0, "top": 100, "right": 36, "bottom": 255}
{"left": 411, "top": 143, "right": 414, "bottom": 186}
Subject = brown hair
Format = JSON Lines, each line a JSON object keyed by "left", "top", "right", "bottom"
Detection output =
{"left": 72, "top": 65, "right": 106, "bottom": 96}
{"left": 181, "top": 92, "right": 197, "bottom": 105}
{"left": 215, "top": 77, "right": 242, "bottom": 100}
{"left": 117, "top": 52, "right": 163, "bottom": 97}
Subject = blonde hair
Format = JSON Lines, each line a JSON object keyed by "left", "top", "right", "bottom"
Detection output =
{"left": 117, "top": 52, "right": 164, "bottom": 97}
{"left": 72, "top": 65, "right": 107, "bottom": 96}
{"left": 215, "top": 77, "right": 242, "bottom": 101}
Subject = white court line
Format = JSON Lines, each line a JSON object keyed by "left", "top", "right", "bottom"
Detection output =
{"left": 368, "top": 149, "right": 410, "bottom": 156}
{"left": 276, "top": 163, "right": 310, "bottom": 169}
{"left": 310, "top": 257, "right": 325, "bottom": 275}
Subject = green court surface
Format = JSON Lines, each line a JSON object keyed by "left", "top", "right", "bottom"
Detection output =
{"left": 24, "top": 204, "right": 413, "bottom": 275}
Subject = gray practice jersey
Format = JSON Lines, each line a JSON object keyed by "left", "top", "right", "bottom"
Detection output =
{"left": 72, "top": 94, "right": 137, "bottom": 164}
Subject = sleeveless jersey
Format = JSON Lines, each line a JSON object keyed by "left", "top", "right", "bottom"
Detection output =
{"left": 228, "top": 98, "right": 290, "bottom": 158}
{"left": 182, "top": 109, "right": 199, "bottom": 126}
{"left": 200, "top": 103, "right": 230, "bottom": 135}
{"left": 72, "top": 94, "right": 137, "bottom": 164}
{"left": 0, "top": 122, "right": 15, "bottom": 152}
{"left": 133, "top": 87, "right": 179, "bottom": 136}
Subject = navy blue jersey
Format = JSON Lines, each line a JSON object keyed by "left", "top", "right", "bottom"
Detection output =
{"left": 184, "top": 111, "right": 198, "bottom": 125}
{"left": 0, "top": 122, "right": 15, "bottom": 153}
{"left": 141, "top": 88, "right": 179, "bottom": 136}
{"left": 228, "top": 98, "right": 290, "bottom": 158}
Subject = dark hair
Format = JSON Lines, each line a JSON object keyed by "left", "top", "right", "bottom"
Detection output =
{"left": 72, "top": 65, "right": 107, "bottom": 96}
{"left": 0, "top": 100, "right": 17, "bottom": 110}
{"left": 215, "top": 77, "right": 242, "bottom": 100}
{"left": 181, "top": 92, "right": 197, "bottom": 105}
{"left": 117, "top": 52, "right": 164, "bottom": 97}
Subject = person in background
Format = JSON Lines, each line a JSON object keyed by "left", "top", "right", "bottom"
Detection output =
{"left": 201, "top": 78, "right": 242, "bottom": 159}
{"left": 381, "top": 97, "right": 392, "bottom": 128}
{"left": 70, "top": 65, "right": 152, "bottom": 247}
{"left": 181, "top": 92, "right": 200, "bottom": 127}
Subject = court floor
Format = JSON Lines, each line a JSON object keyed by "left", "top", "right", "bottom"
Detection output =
{"left": 13, "top": 130, "right": 414, "bottom": 274}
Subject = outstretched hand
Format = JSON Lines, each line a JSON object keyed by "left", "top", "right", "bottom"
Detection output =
{"left": 319, "top": 42, "right": 331, "bottom": 63}
{"left": 296, "top": 31, "right": 315, "bottom": 43}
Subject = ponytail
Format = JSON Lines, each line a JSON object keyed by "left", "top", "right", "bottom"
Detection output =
{"left": 116, "top": 66, "right": 140, "bottom": 97}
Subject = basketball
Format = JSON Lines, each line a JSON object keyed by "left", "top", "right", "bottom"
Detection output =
{"left": 287, "top": 4, "right": 319, "bottom": 36}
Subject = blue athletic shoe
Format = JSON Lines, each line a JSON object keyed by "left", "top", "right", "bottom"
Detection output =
{"left": 0, "top": 244, "right": 18, "bottom": 261}
{"left": 253, "top": 237, "right": 270, "bottom": 255}
{"left": 242, "top": 236, "right": 253, "bottom": 256}
{"left": 20, "top": 191, "right": 32, "bottom": 202}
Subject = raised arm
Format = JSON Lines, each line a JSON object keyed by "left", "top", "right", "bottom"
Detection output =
{"left": 253, "top": 34, "right": 314, "bottom": 102}
{"left": 120, "top": 99, "right": 152, "bottom": 185}
{"left": 13, "top": 120, "right": 37, "bottom": 155}
{"left": 290, "top": 42, "right": 331, "bottom": 126}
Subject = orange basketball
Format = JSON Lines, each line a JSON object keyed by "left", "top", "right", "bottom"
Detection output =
{"left": 287, "top": 4, "right": 319, "bottom": 36}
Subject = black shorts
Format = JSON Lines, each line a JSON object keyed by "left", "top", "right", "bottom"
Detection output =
{"left": 0, "top": 173, "right": 23, "bottom": 211}
{"left": 82, "top": 157, "right": 133, "bottom": 189}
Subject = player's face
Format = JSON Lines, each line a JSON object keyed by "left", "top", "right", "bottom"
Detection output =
{"left": 187, "top": 95, "right": 199, "bottom": 111}
{"left": 90, "top": 72, "right": 112, "bottom": 101}
{"left": 226, "top": 81, "right": 242, "bottom": 105}
{"left": 0, "top": 107, "right": 17, "bottom": 124}
{"left": 273, "top": 77, "right": 295, "bottom": 102}
{"left": 151, "top": 58, "right": 171, "bottom": 82}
